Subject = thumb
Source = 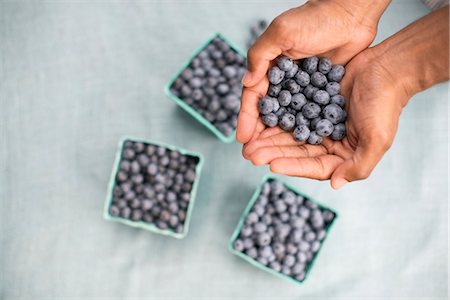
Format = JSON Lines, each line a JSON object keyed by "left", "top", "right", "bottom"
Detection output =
{"left": 242, "top": 22, "right": 284, "bottom": 87}
{"left": 330, "top": 138, "right": 389, "bottom": 189}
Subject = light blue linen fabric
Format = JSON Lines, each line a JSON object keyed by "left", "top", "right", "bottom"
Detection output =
{"left": 1, "top": 1, "right": 448, "bottom": 299}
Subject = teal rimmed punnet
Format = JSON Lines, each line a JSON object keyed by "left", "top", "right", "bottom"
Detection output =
{"left": 164, "top": 32, "right": 247, "bottom": 144}
{"left": 103, "top": 136, "right": 204, "bottom": 239}
{"left": 228, "top": 174, "right": 338, "bottom": 285}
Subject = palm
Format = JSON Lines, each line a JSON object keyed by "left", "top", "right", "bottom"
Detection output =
{"left": 242, "top": 51, "right": 404, "bottom": 186}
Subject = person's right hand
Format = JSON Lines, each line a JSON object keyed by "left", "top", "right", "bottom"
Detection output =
{"left": 237, "top": 0, "right": 391, "bottom": 144}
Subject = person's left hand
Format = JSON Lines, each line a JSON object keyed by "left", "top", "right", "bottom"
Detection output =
{"left": 241, "top": 48, "right": 409, "bottom": 189}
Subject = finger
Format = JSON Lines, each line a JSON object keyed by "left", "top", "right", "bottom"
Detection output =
{"left": 250, "top": 144, "right": 327, "bottom": 166}
{"left": 242, "top": 24, "right": 284, "bottom": 87}
{"left": 330, "top": 138, "right": 391, "bottom": 189}
{"left": 236, "top": 77, "right": 269, "bottom": 144}
{"left": 270, "top": 155, "right": 344, "bottom": 180}
{"left": 243, "top": 131, "right": 300, "bottom": 159}
{"left": 258, "top": 127, "right": 285, "bottom": 140}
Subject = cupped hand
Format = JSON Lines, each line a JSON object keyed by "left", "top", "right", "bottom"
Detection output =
{"left": 242, "top": 49, "right": 409, "bottom": 189}
{"left": 237, "top": 0, "right": 385, "bottom": 144}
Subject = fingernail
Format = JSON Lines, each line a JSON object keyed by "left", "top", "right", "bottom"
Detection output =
{"left": 333, "top": 178, "right": 348, "bottom": 190}
{"left": 242, "top": 71, "right": 252, "bottom": 86}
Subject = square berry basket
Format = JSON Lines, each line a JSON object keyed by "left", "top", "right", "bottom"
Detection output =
{"left": 164, "top": 32, "right": 247, "bottom": 143}
{"left": 228, "top": 175, "right": 338, "bottom": 285}
{"left": 103, "top": 136, "right": 204, "bottom": 239}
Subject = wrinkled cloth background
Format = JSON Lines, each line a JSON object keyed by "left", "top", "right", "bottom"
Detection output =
{"left": 1, "top": 0, "right": 448, "bottom": 299}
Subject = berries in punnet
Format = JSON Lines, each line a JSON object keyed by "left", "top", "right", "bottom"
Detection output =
{"left": 232, "top": 178, "right": 336, "bottom": 283}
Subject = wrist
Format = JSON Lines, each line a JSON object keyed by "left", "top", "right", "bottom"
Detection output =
{"left": 325, "top": 0, "right": 391, "bottom": 29}
{"left": 370, "top": 6, "right": 449, "bottom": 104}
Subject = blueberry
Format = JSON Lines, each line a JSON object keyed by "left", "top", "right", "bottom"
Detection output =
{"left": 272, "top": 98, "right": 280, "bottom": 112}
{"left": 121, "top": 207, "right": 131, "bottom": 219}
{"left": 243, "top": 238, "right": 254, "bottom": 249}
{"left": 268, "top": 84, "right": 282, "bottom": 97}
{"left": 261, "top": 214, "right": 272, "bottom": 225}
{"left": 322, "top": 103, "right": 345, "bottom": 124}
{"left": 258, "top": 96, "right": 275, "bottom": 115}
{"left": 189, "top": 77, "right": 203, "bottom": 89}
{"left": 323, "top": 210, "right": 335, "bottom": 222}
{"left": 277, "top": 90, "right": 292, "bottom": 107}
{"left": 274, "top": 106, "right": 287, "bottom": 118}
{"left": 259, "top": 246, "right": 273, "bottom": 258}
{"left": 181, "top": 68, "right": 194, "bottom": 80}
{"left": 297, "top": 251, "right": 307, "bottom": 264}
{"left": 246, "top": 247, "right": 258, "bottom": 259}
{"left": 269, "top": 261, "right": 282, "bottom": 272}
{"left": 234, "top": 239, "right": 245, "bottom": 252}
{"left": 283, "top": 254, "right": 296, "bottom": 267}
{"left": 301, "top": 102, "right": 321, "bottom": 119}
{"left": 270, "top": 180, "right": 285, "bottom": 195}
{"left": 311, "top": 241, "right": 321, "bottom": 252}
{"left": 123, "top": 148, "right": 135, "bottom": 160}
{"left": 276, "top": 224, "right": 291, "bottom": 240}
{"left": 318, "top": 57, "right": 332, "bottom": 74}
{"left": 283, "top": 79, "right": 301, "bottom": 94}
{"left": 246, "top": 211, "right": 259, "bottom": 224}
{"left": 298, "top": 241, "right": 311, "bottom": 252}
{"left": 285, "top": 63, "right": 299, "bottom": 78}
{"left": 328, "top": 64, "right": 345, "bottom": 82}
{"left": 273, "top": 243, "right": 286, "bottom": 257}
{"left": 216, "top": 83, "right": 230, "bottom": 95}
{"left": 286, "top": 243, "right": 298, "bottom": 255}
{"left": 268, "top": 66, "right": 285, "bottom": 85}
{"left": 253, "top": 222, "right": 267, "bottom": 233}
{"left": 275, "top": 199, "right": 287, "bottom": 213}
{"left": 131, "top": 209, "right": 143, "bottom": 221}
{"left": 290, "top": 229, "right": 303, "bottom": 243}
{"left": 293, "top": 125, "right": 311, "bottom": 142}
{"left": 223, "top": 66, "right": 238, "bottom": 79}
{"left": 299, "top": 206, "right": 310, "bottom": 219}
{"left": 290, "top": 216, "right": 306, "bottom": 229}
{"left": 304, "top": 231, "right": 316, "bottom": 242}
{"left": 310, "top": 117, "right": 321, "bottom": 130}
{"left": 315, "top": 119, "right": 334, "bottom": 137}
{"left": 313, "top": 90, "right": 330, "bottom": 105}
{"left": 253, "top": 204, "right": 265, "bottom": 217}
{"left": 330, "top": 94, "right": 345, "bottom": 108}
{"left": 277, "top": 56, "right": 294, "bottom": 71}
{"left": 282, "top": 191, "right": 296, "bottom": 205}
{"left": 307, "top": 131, "right": 323, "bottom": 144}
{"left": 290, "top": 93, "right": 307, "bottom": 110}
{"left": 110, "top": 205, "right": 120, "bottom": 217}
{"left": 302, "top": 56, "right": 319, "bottom": 74}
{"left": 295, "top": 113, "right": 310, "bottom": 127}
{"left": 302, "top": 84, "right": 319, "bottom": 99}
{"left": 117, "top": 171, "right": 127, "bottom": 182}
{"left": 256, "top": 233, "right": 271, "bottom": 246}
{"left": 279, "top": 113, "right": 296, "bottom": 131}
{"left": 317, "top": 229, "right": 326, "bottom": 241}
{"left": 292, "top": 263, "right": 306, "bottom": 275}
{"left": 294, "top": 70, "right": 310, "bottom": 87}
{"left": 295, "top": 272, "right": 306, "bottom": 282}
{"left": 326, "top": 82, "right": 340, "bottom": 96}
{"left": 215, "top": 110, "right": 228, "bottom": 122}
{"left": 262, "top": 113, "right": 278, "bottom": 128}
{"left": 330, "top": 123, "right": 346, "bottom": 140}
{"left": 311, "top": 72, "right": 328, "bottom": 88}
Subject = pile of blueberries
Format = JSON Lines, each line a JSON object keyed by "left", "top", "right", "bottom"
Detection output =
{"left": 258, "top": 56, "right": 348, "bottom": 144}
{"left": 247, "top": 19, "right": 268, "bottom": 48}
{"left": 108, "top": 140, "right": 199, "bottom": 234}
{"left": 232, "top": 179, "right": 335, "bottom": 282}
{"left": 170, "top": 36, "right": 247, "bottom": 137}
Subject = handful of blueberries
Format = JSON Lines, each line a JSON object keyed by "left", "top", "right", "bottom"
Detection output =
{"left": 232, "top": 178, "right": 336, "bottom": 283}
{"left": 170, "top": 36, "right": 247, "bottom": 137}
{"left": 258, "top": 56, "right": 347, "bottom": 144}
{"left": 108, "top": 140, "right": 200, "bottom": 235}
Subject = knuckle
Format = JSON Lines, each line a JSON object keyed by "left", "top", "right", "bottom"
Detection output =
{"left": 355, "top": 167, "right": 371, "bottom": 180}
